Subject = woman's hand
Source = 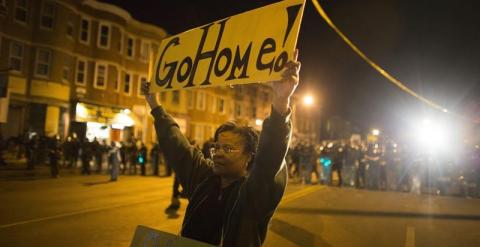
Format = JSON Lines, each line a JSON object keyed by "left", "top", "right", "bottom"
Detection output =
{"left": 272, "top": 49, "right": 301, "bottom": 115}
{"left": 141, "top": 81, "right": 159, "bottom": 109}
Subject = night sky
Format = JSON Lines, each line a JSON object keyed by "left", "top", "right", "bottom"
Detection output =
{"left": 101, "top": 0, "right": 480, "bottom": 136}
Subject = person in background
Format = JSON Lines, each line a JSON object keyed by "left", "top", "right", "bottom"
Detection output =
{"left": 92, "top": 138, "right": 102, "bottom": 173}
{"left": 138, "top": 142, "right": 147, "bottom": 176}
{"left": 108, "top": 142, "right": 121, "bottom": 181}
{"left": 80, "top": 138, "right": 92, "bottom": 175}
{"left": 48, "top": 135, "right": 61, "bottom": 178}
{"left": 150, "top": 142, "right": 161, "bottom": 176}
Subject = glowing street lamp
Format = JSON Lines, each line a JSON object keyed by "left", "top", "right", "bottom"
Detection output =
{"left": 372, "top": 129, "right": 380, "bottom": 136}
{"left": 303, "top": 95, "right": 314, "bottom": 106}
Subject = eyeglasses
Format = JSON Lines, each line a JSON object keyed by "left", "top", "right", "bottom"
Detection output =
{"left": 209, "top": 143, "right": 241, "bottom": 156}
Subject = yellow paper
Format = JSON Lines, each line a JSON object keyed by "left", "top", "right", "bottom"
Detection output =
{"left": 151, "top": 0, "right": 305, "bottom": 92}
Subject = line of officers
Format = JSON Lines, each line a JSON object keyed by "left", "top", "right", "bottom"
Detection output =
{"left": 287, "top": 137, "right": 480, "bottom": 197}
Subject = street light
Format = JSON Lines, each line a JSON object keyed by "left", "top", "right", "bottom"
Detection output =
{"left": 303, "top": 95, "right": 314, "bottom": 106}
{"left": 372, "top": 129, "right": 380, "bottom": 136}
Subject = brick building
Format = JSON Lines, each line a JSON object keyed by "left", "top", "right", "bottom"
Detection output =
{"left": 0, "top": 0, "right": 278, "bottom": 147}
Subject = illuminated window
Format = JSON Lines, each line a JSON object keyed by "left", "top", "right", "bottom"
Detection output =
{"left": 35, "top": 48, "right": 52, "bottom": 77}
{"left": 40, "top": 1, "right": 55, "bottom": 29}
{"left": 9, "top": 42, "right": 24, "bottom": 72}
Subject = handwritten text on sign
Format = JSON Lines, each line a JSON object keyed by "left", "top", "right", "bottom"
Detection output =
{"left": 151, "top": 0, "right": 305, "bottom": 92}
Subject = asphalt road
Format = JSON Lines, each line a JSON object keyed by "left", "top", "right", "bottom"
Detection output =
{"left": 0, "top": 173, "right": 479, "bottom": 247}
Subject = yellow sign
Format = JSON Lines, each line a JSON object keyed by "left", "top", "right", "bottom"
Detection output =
{"left": 151, "top": 0, "right": 305, "bottom": 92}
{"left": 130, "top": 225, "right": 214, "bottom": 247}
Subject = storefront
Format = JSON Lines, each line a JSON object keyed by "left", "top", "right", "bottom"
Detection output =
{"left": 71, "top": 102, "right": 138, "bottom": 142}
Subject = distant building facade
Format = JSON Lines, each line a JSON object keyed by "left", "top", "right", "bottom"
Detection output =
{"left": 0, "top": 0, "right": 280, "bottom": 146}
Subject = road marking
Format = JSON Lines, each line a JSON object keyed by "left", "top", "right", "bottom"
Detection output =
{"left": 281, "top": 185, "right": 325, "bottom": 205}
{"left": 405, "top": 226, "right": 415, "bottom": 247}
{"left": 0, "top": 196, "right": 169, "bottom": 230}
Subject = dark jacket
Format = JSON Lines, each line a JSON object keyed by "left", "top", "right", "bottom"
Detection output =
{"left": 151, "top": 105, "right": 291, "bottom": 247}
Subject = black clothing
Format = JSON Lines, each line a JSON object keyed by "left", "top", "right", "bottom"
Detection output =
{"left": 182, "top": 176, "right": 236, "bottom": 245}
{"left": 151, "top": 105, "right": 291, "bottom": 247}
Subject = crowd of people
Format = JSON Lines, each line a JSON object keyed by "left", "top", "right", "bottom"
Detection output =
{"left": 287, "top": 136, "right": 480, "bottom": 198}
{"left": 0, "top": 132, "right": 170, "bottom": 180}
{"left": 1, "top": 131, "right": 479, "bottom": 198}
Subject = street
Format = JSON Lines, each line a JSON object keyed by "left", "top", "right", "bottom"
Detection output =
{"left": 1, "top": 169, "right": 479, "bottom": 247}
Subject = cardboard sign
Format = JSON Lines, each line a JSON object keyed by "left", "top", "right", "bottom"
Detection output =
{"left": 130, "top": 225, "right": 215, "bottom": 247}
{"left": 151, "top": 0, "right": 305, "bottom": 92}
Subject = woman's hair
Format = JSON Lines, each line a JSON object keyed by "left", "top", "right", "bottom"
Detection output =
{"left": 214, "top": 121, "right": 259, "bottom": 170}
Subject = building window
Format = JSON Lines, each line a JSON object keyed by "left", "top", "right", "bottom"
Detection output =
{"left": 124, "top": 72, "right": 131, "bottom": 95}
{"left": 112, "top": 66, "right": 120, "bottom": 92}
{"left": 140, "top": 40, "right": 149, "bottom": 61}
{"left": 126, "top": 36, "right": 134, "bottom": 58}
{"left": 209, "top": 94, "right": 216, "bottom": 113}
{"left": 76, "top": 59, "right": 87, "bottom": 85}
{"left": 94, "top": 63, "right": 107, "bottom": 89}
{"left": 66, "top": 18, "right": 74, "bottom": 39}
{"left": 194, "top": 124, "right": 204, "bottom": 142}
{"left": 138, "top": 76, "right": 147, "bottom": 97}
{"left": 0, "top": 0, "right": 7, "bottom": 16}
{"left": 196, "top": 91, "right": 206, "bottom": 110}
{"left": 40, "top": 1, "right": 55, "bottom": 29}
{"left": 172, "top": 90, "right": 180, "bottom": 105}
{"left": 79, "top": 18, "right": 90, "bottom": 44}
{"left": 35, "top": 49, "right": 52, "bottom": 77}
{"left": 205, "top": 126, "right": 213, "bottom": 141}
{"left": 97, "top": 23, "right": 110, "bottom": 49}
{"left": 218, "top": 98, "right": 226, "bottom": 114}
{"left": 235, "top": 102, "right": 242, "bottom": 117}
{"left": 9, "top": 42, "right": 24, "bottom": 73}
{"left": 117, "top": 31, "right": 123, "bottom": 53}
{"left": 62, "top": 56, "right": 72, "bottom": 83}
{"left": 14, "top": 0, "right": 28, "bottom": 24}
{"left": 187, "top": 91, "right": 194, "bottom": 109}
